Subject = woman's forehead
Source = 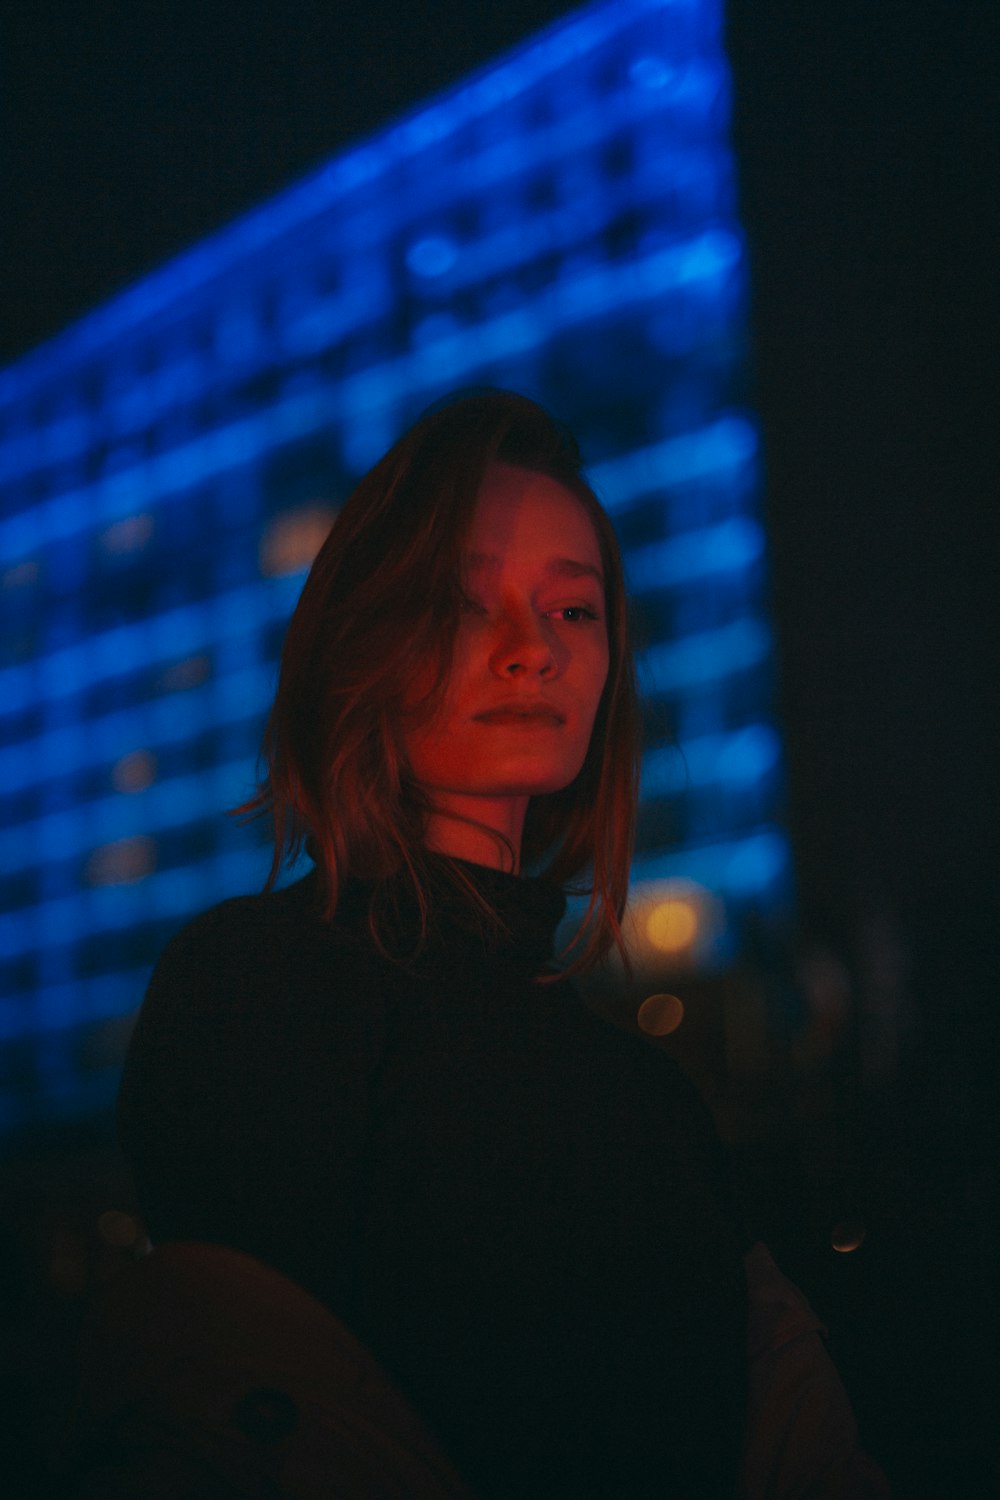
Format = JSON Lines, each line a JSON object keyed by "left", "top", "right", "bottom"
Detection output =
{"left": 467, "top": 464, "right": 603, "bottom": 568}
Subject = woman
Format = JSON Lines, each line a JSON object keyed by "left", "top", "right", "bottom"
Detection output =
{"left": 118, "top": 391, "right": 884, "bottom": 1497}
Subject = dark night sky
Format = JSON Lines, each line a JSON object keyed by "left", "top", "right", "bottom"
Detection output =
{"left": 4, "top": 0, "right": 997, "bottom": 980}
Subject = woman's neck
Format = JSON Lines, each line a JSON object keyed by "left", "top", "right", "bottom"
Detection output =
{"left": 423, "top": 799, "right": 527, "bottom": 874}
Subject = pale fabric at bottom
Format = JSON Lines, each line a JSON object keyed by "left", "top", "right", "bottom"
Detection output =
{"left": 741, "top": 1241, "right": 892, "bottom": 1499}
{"left": 59, "top": 1240, "right": 476, "bottom": 1499}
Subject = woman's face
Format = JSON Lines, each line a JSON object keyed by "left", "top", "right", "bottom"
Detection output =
{"left": 403, "top": 463, "right": 610, "bottom": 867}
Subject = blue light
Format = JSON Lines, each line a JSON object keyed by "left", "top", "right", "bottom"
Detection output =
{"left": 676, "top": 227, "right": 742, "bottom": 284}
{"left": 588, "top": 415, "right": 758, "bottom": 508}
{"left": 406, "top": 236, "right": 459, "bottom": 278}
{"left": 725, "top": 830, "right": 790, "bottom": 895}
{"left": 631, "top": 826, "right": 791, "bottom": 903}
{"left": 629, "top": 55, "right": 674, "bottom": 90}
{"left": 640, "top": 617, "right": 772, "bottom": 694}
{"left": 641, "top": 722, "right": 781, "bottom": 797}
{"left": 625, "top": 517, "right": 764, "bottom": 592}
{"left": 715, "top": 723, "right": 781, "bottom": 785}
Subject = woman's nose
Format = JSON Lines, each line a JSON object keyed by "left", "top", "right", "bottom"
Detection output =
{"left": 488, "top": 609, "right": 557, "bottom": 677}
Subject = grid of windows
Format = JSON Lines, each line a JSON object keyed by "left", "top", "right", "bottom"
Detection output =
{"left": 0, "top": 0, "right": 789, "bottom": 1131}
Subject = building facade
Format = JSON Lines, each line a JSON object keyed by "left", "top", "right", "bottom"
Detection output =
{"left": 0, "top": 0, "right": 788, "bottom": 1131}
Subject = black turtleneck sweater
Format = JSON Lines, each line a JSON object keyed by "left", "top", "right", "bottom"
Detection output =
{"left": 118, "top": 859, "right": 750, "bottom": 1497}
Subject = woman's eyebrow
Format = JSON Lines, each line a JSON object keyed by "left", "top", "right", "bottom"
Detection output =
{"left": 466, "top": 551, "right": 605, "bottom": 586}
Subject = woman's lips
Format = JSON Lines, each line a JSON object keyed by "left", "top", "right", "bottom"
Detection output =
{"left": 474, "top": 707, "right": 565, "bottom": 726}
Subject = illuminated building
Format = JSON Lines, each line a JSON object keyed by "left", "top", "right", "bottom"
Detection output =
{"left": 0, "top": 0, "right": 788, "bottom": 1129}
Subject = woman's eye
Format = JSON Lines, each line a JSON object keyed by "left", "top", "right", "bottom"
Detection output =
{"left": 549, "top": 606, "right": 600, "bottom": 624}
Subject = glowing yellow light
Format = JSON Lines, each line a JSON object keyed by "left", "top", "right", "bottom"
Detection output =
{"left": 112, "top": 749, "right": 157, "bottom": 792}
{"left": 637, "top": 992, "right": 685, "bottom": 1036}
{"left": 260, "top": 504, "right": 337, "bottom": 577}
{"left": 645, "top": 898, "right": 699, "bottom": 953}
{"left": 84, "top": 835, "right": 157, "bottom": 886}
{"left": 831, "top": 1221, "right": 867, "bottom": 1254}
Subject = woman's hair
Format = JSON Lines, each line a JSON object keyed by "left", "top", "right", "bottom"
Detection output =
{"left": 234, "top": 389, "right": 642, "bottom": 978}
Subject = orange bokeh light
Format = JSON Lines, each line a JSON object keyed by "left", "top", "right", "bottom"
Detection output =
{"left": 637, "top": 992, "right": 685, "bottom": 1036}
{"left": 645, "top": 898, "right": 699, "bottom": 953}
{"left": 831, "top": 1221, "right": 867, "bottom": 1254}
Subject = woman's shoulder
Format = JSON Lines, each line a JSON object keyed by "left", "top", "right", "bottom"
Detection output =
{"left": 122, "top": 873, "right": 383, "bottom": 1108}
{"left": 138, "top": 869, "right": 379, "bottom": 1032}
{"left": 162, "top": 869, "right": 318, "bottom": 948}
{"left": 154, "top": 869, "right": 339, "bottom": 967}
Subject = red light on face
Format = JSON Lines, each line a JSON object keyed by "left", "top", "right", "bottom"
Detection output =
{"left": 400, "top": 466, "right": 609, "bottom": 868}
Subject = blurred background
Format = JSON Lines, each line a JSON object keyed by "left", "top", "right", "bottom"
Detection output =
{"left": 1, "top": 0, "right": 996, "bottom": 1494}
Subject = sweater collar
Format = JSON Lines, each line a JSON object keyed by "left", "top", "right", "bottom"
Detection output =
{"left": 295, "top": 854, "right": 568, "bottom": 976}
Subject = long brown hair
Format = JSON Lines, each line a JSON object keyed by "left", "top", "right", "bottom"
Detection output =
{"left": 234, "top": 389, "right": 642, "bottom": 978}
